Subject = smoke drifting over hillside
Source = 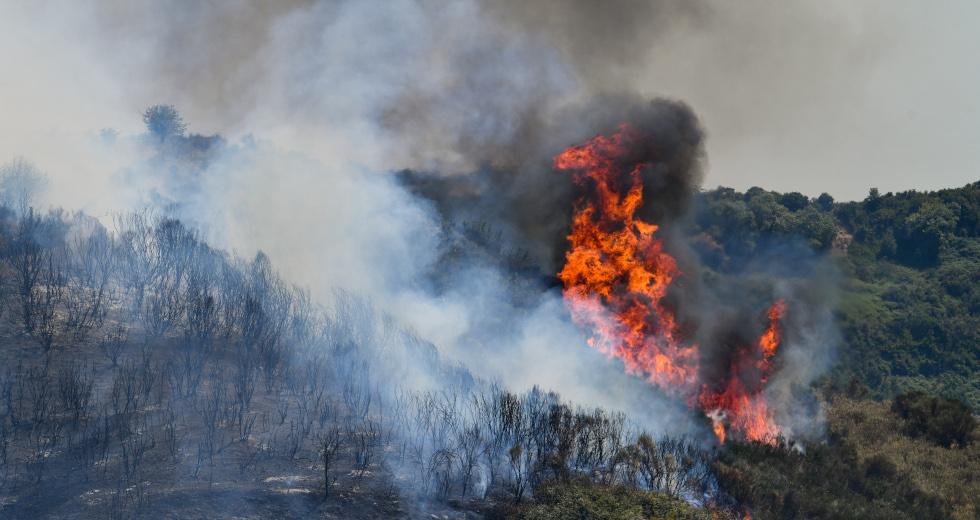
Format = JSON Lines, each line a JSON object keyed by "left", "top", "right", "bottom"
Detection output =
{"left": 0, "top": 0, "right": 843, "bottom": 441}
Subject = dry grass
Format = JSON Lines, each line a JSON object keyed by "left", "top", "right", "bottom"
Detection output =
{"left": 827, "top": 397, "right": 980, "bottom": 520}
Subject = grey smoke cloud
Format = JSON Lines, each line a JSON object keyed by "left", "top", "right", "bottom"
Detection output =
{"left": 6, "top": 0, "right": 977, "bottom": 201}
{"left": 0, "top": 0, "right": 967, "bottom": 437}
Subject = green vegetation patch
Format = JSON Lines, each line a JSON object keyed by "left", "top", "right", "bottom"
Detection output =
{"left": 494, "top": 479, "right": 716, "bottom": 520}
{"left": 715, "top": 395, "right": 979, "bottom": 520}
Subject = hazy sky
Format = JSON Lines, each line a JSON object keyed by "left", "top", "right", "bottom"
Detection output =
{"left": 1, "top": 0, "right": 978, "bottom": 201}
{"left": 637, "top": 1, "right": 980, "bottom": 200}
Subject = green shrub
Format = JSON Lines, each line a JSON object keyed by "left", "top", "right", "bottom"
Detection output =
{"left": 892, "top": 392, "right": 977, "bottom": 447}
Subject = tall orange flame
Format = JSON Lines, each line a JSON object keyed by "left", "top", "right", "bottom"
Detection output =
{"left": 556, "top": 124, "right": 786, "bottom": 444}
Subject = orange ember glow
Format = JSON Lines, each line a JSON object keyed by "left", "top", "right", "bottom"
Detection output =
{"left": 556, "top": 125, "right": 787, "bottom": 444}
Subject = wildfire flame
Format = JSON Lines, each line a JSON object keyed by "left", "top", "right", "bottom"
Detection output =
{"left": 556, "top": 124, "right": 786, "bottom": 444}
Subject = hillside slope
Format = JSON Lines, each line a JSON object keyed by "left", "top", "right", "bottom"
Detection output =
{"left": 691, "top": 182, "right": 980, "bottom": 408}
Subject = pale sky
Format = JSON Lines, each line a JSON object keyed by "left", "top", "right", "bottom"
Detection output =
{"left": 632, "top": 1, "right": 980, "bottom": 199}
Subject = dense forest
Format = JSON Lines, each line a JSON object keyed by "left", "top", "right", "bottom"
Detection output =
{"left": 0, "top": 108, "right": 976, "bottom": 520}
{"left": 692, "top": 181, "right": 980, "bottom": 408}
{"left": 687, "top": 181, "right": 980, "bottom": 519}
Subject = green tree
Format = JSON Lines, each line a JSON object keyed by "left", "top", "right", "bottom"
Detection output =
{"left": 900, "top": 200, "right": 957, "bottom": 265}
{"left": 816, "top": 192, "right": 834, "bottom": 211}
{"left": 779, "top": 191, "right": 809, "bottom": 212}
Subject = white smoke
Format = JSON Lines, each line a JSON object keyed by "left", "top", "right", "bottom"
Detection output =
{"left": 0, "top": 0, "right": 881, "bottom": 437}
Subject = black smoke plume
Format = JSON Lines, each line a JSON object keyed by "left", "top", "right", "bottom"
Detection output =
{"left": 401, "top": 95, "right": 835, "bottom": 441}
